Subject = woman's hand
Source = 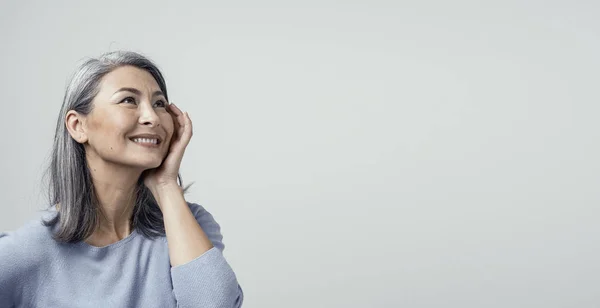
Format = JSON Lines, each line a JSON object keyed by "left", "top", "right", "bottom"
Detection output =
{"left": 143, "top": 103, "right": 193, "bottom": 194}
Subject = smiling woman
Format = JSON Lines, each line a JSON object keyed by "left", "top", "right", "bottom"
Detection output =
{"left": 0, "top": 51, "right": 244, "bottom": 307}
{"left": 64, "top": 65, "right": 177, "bottom": 183}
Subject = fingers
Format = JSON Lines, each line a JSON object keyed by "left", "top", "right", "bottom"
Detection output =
{"left": 167, "top": 103, "right": 180, "bottom": 134}
{"left": 168, "top": 103, "right": 188, "bottom": 132}
{"left": 168, "top": 103, "right": 183, "bottom": 116}
{"left": 179, "top": 111, "right": 192, "bottom": 141}
{"left": 184, "top": 111, "right": 193, "bottom": 138}
{"left": 167, "top": 103, "right": 193, "bottom": 145}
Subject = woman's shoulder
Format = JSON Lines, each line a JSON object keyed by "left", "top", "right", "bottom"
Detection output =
{"left": 185, "top": 201, "right": 226, "bottom": 252}
{"left": 0, "top": 210, "right": 57, "bottom": 285}
{"left": 0, "top": 209, "right": 58, "bottom": 302}
{"left": 186, "top": 201, "right": 220, "bottom": 227}
{"left": 186, "top": 201, "right": 211, "bottom": 218}
{"left": 0, "top": 209, "right": 57, "bottom": 256}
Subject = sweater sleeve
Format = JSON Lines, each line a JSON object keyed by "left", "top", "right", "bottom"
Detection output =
{"left": 169, "top": 202, "right": 244, "bottom": 308}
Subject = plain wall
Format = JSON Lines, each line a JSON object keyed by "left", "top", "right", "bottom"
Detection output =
{"left": 1, "top": 1, "right": 599, "bottom": 307}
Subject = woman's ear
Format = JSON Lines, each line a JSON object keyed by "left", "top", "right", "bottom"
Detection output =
{"left": 65, "top": 110, "right": 88, "bottom": 144}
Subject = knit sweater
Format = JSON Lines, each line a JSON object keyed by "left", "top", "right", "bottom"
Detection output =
{"left": 0, "top": 202, "right": 244, "bottom": 308}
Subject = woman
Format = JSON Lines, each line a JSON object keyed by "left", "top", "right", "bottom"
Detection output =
{"left": 0, "top": 51, "right": 244, "bottom": 307}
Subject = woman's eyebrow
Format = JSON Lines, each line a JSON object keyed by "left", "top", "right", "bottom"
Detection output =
{"left": 112, "top": 87, "right": 165, "bottom": 98}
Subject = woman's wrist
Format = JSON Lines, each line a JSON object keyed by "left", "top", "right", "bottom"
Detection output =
{"left": 150, "top": 181, "right": 183, "bottom": 205}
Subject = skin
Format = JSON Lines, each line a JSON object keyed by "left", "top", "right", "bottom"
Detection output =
{"left": 65, "top": 65, "right": 213, "bottom": 266}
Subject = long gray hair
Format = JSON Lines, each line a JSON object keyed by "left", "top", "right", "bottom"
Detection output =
{"left": 42, "top": 50, "right": 191, "bottom": 243}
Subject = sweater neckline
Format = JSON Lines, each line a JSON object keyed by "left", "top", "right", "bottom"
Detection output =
{"left": 46, "top": 205, "right": 141, "bottom": 250}
{"left": 76, "top": 228, "right": 139, "bottom": 250}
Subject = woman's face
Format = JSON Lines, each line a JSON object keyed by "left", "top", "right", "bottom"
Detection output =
{"left": 73, "top": 65, "right": 175, "bottom": 170}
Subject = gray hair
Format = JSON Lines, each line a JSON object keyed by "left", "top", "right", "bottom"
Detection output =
{"left": 42, "top": 50, "right": 191, "bottom": 243}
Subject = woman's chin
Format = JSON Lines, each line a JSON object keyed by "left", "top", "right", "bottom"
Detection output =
{"left": 132, "top": 160, "right": 163, "bottom": 170}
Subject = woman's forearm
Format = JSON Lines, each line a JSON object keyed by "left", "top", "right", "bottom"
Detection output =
{"left": 152, "top": 182, "right": 214, "bottom": 267}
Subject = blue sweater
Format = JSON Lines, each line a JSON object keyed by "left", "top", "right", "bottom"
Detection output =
{"left": 0, "top": 202, "right": 244, "bottom": 308}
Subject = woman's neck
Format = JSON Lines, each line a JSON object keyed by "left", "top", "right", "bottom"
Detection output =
{"left": 84, "top": 155, "right": 143, "bottom": 246}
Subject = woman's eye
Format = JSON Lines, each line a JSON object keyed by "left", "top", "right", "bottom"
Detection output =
{"left": 121, "top": 97, "right": 136, "bottom": 105}
{"left": 154, "top": 100, "right": 167, "bottom": 108}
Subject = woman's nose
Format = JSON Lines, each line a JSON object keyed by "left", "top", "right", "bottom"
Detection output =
{"left": 139, "top": 104, "right": 160, "bottom": 127}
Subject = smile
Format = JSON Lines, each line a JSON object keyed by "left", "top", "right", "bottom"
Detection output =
{"left": 130, "top": 138, "right": 161, "bottom": 148}
{"left": 132, "top": 137, "right": 159, "bottom": 144}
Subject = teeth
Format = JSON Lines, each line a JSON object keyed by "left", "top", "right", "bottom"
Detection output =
{"left": 133, "top": 138, "right": 158, "bottom": 144}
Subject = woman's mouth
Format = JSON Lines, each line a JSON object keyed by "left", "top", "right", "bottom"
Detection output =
{"left": 130, "top": 137, "right": 161, "bottom": 148}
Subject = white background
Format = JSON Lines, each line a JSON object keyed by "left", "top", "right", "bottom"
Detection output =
{"left": 1, "top": 1, "right": 599, "bottom": 307}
